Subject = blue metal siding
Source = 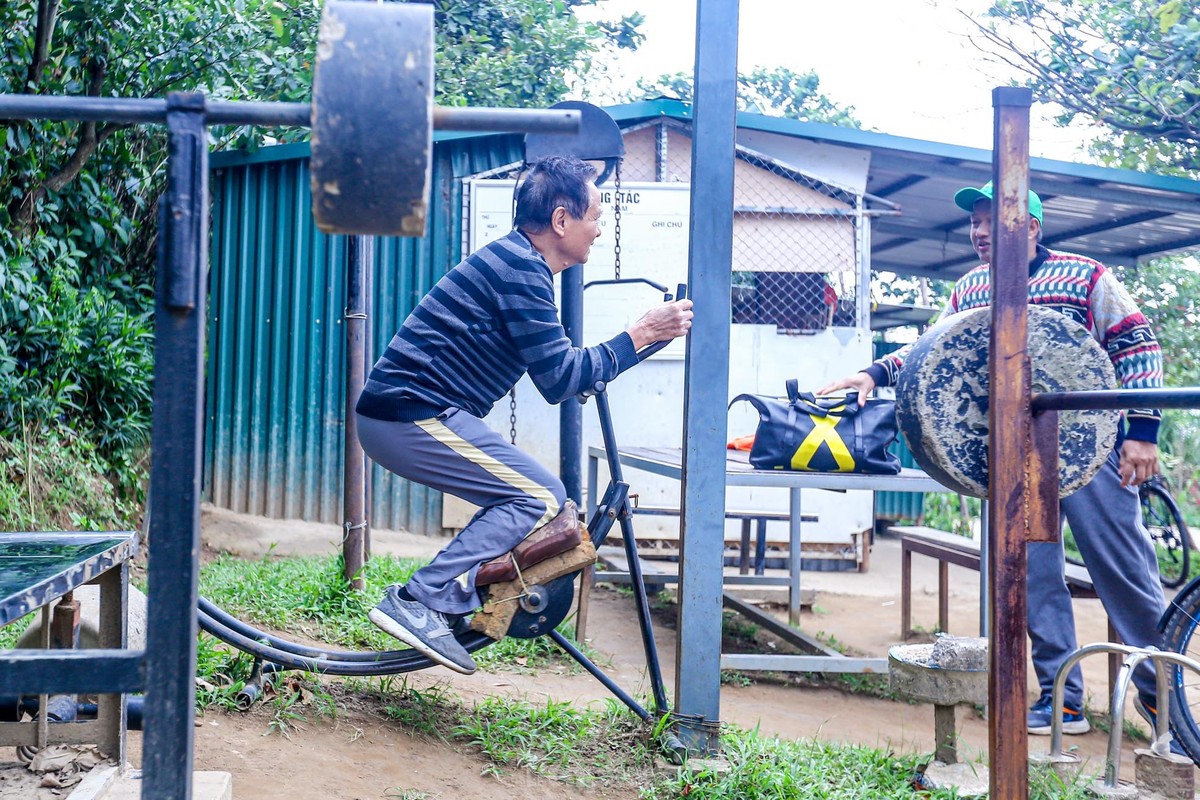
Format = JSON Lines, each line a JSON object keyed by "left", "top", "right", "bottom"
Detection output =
{"left": 205, "top": 136, "right": 522, "bottom": 537}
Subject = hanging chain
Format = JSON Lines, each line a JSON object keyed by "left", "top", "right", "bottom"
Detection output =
{"left": 508, "top": 388, "right": 517, "bottom": 445}
{"left": 612, "top": 160, "right": 623, "bottom": 280}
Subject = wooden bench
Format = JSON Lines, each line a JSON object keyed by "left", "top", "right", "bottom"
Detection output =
{"left": 632, "top": 506, "right": 817, "bottom": 575}
{"left": 895, "top": 525, "right": 1121, "bottom": 691}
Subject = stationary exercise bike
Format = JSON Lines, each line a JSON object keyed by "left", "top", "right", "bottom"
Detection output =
{"left": 197, "top": 285, "right": 688, "bottom": 754}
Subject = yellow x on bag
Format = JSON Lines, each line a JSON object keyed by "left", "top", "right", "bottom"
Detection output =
{"left": 729, "top": 380, "right": 901, "bottom": 475}
{"left": 790, "top": 406, "right": 857, "bottom": 471}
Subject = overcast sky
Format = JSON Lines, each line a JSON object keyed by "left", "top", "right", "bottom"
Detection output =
{"left": 577, "top": 0, "right": 1090, "bottom": 162}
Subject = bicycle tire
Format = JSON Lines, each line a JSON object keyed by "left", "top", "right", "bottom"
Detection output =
{"left": 1141, "top": 481, "right": 1192, "bottom": 589}
{"left": 1157, "top": 575, "right": 1200, "bottom": 764}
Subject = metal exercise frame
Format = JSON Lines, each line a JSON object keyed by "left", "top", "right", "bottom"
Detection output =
{"left": 0, "top": 91, "right": 578, "bottom": 800}
{"left": 984, "top": 88, "right": 1200, "bottom": 798}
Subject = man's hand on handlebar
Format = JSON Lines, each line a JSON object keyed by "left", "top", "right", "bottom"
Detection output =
{"left": 627, "top": 299, "right": 694, "bottom": 351}
{"left": 815, "top": 372, "right": 876, "bottom": 407}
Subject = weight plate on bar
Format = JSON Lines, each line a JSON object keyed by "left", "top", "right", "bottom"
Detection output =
{"left": 896, "top": 306, "right": 1119, "bottom": 499}
{"left": 311, "top": 1, "right": 433, "bottom": 237}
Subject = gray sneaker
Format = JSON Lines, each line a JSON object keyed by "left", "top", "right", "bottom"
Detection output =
{"left": 368, "top": 585, "right": 477, "bottom": 675}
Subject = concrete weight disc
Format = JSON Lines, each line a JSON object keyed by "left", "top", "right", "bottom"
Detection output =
{"left": 895, "top": 306, "right": 1119, "bottom": 499}
{"left": 311, "top": 1, "right": 434, "bottom": 237}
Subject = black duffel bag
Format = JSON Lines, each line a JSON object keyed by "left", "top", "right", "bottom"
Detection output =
{"left": 730, "top": 378, "right": 901, "bottom": 474}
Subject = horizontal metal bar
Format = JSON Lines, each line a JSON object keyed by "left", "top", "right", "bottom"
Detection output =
{"left": 207, "top": 101, "right": 310, "bottom": 126}
{"left": 1033, "top": 388, "right": 1200, "bottom": 412}
{"left": 432, "top": 106, "right": 579, "bottom": 133}
{"left": 0, "top": 94, "right": 580, "bottom": 135}
{"left": 0, "top": 650, "right": 144, "bottom": 694}
{"left": 597, "top": 571, "right": 799, "bottom": 587}
{"left": 719, "top": 654, "right": 890, "bottom": 673}
{"left": 722, "top": 592, "right": 840, "bottom": 657}
{"left": 0, "top": 94, "right": 169, "bottom": 123}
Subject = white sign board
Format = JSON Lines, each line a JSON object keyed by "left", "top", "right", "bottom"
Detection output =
{"left": 469, "top": 180, "right": 692, "bottom": 359}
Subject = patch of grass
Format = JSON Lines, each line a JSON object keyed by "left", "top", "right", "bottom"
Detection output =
{"left": 643, "top": 725, "right": 1095, "bottom": 800}
{"left": 199, "top": 553, "right": 596, "bottom": 673}
{"left": 379, "top": 679, "right": 461, "bottom": 740}
{"left": 453, "top": 695, "right": 658, "bottom": 787}
{"left": 0, "top": 614, "right": 33, "bottom": 649}
{"left": 0, "top": 426, "right": 143, "bottom": 532}
{"left": 720, "top": 670, "right": 754, "bottom": 687}
{"left": 199, "top": 552, "right": 421, "bottom": 650}
{"left": 265, "top": 674, "right": 339, "bottom": 736}
{"left": 194, "top": 632, "right": 257, "bottom": 710}
{"left": 719, "top": 610, "right": 761, "bottom": 648}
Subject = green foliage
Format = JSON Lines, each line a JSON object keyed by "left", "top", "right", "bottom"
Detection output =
{"left": 0, "top": 0, "right": 320, "bottom": 493}
{"left": 0, "top": 425, "right": 140, "bottom": 531}
{"left": 973, "top": 0, "right": 1200, "bottom": 173}
{"left": 1, "top": 0, "right": 636, "bottom": 514}
{"left": 433, "top": 0, "right": 644, "bottom": 108}
{"left": 1116, "top": 258, "right": 1200, "bottom": 492}
{"left": 921, "top": 493, "right": 981, "bottom": 538}
{"left": 632, "top": 66, "right": 862, "bottom": 128}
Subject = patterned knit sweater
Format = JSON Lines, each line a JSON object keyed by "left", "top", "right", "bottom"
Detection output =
{"left": 865, "top": 247, "right": 1163, "bottom": 443}
{"left": 357, "top": 229, "right": 639, "bottom": 422}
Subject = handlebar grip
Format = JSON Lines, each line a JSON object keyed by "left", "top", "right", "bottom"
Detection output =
{"left": 635, "top": 339, "right": 672, "bottom": 362}
{"left": 637, "top": 283, "right": 688, "bottom": 362}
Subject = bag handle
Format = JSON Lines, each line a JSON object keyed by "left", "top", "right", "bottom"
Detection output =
{"left": 785, "top": 379, "right": 863, "bottom": 418}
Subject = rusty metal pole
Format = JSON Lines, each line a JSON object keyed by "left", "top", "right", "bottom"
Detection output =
{"left": 987, "top": 86, "right": 1039, "bottom": 800}
{"left": 343, "top": 235, "right": 372, "bottom": 589}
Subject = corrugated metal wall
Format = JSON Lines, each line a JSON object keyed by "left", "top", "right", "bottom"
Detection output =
{"left": 205, "top": 135, "right": 523, "bottom": 537}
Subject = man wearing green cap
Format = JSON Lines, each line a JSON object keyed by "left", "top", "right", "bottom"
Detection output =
{"left": 820, "top": 181, "right": 1173, "bottom": 747}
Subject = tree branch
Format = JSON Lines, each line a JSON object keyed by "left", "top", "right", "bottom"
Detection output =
{"left": 22, "top": 0, "right": 61, "bottom": 93}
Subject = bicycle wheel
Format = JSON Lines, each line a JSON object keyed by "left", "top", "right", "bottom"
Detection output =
{"left": 1141, "top": 480, "right": 1192, "bottom": 589}
{"left": 1158, "top": 576, "right": 1200, "bottom": 763}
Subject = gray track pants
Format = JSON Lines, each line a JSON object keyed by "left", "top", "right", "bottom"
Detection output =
{"left": 1027, "top": 449, "right": 1167, "bottom": 709}
{"left": 356, "top": 409, "right": 565, "bottom": 615}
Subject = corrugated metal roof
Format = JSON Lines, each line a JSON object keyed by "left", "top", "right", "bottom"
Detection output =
{"left": 603, "top": 101, "right": 1200, "bottom": 278}
{"left": 267, "top": 97, "right": 1196, "bottom": 281}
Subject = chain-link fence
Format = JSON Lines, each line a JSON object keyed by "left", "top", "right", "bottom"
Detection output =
{"left": 729, "top": 148, "right": 861, "bottom": 333}
{"left": 463, "top": 133, "right": 865, "bottom": 338}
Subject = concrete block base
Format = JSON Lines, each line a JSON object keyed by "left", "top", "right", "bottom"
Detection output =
{"left": 922, "top": 760, "right": 989, "bottom": 798}
{"left": 67, "top": 768, "right": 232, "bottom": 800}
{"left": 1133, "top": 747, "right": 1195, "bottom": 800}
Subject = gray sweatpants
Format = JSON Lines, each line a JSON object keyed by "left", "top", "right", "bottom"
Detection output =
{"left": 1027, "top": 448, "right": 1167, "bottom": 709}
{"left": 356, "top": 409, "right": 565, "bottom": 615}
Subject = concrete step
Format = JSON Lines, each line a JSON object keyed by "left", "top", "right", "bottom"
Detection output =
{"left": 68, "top": 767, "right": 232, "bottom": 800}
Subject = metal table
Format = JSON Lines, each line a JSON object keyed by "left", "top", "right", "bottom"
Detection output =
{"left": 1, "top": 530, "right": 139, "bottom": 759}
{"left": 587, "top": 445, "right": 947, "bottom": 674}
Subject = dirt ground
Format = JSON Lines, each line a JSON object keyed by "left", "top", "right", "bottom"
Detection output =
{"left": 2, "top": 506, "right": 1193, "bottom": 798}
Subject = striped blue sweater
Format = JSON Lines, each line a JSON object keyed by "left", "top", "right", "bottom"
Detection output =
{"left": 356, "top": 230, "right": 640, "bottom": 422}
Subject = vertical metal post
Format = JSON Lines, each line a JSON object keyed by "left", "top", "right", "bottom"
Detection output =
{"left": 143, "top": 92, "right": 208, "bottom": 800}
{"left": 987, "top": 86, "right": 1034, "bottom": 800}
{"left": 676, "top": 0, "right": 739, "bottom": 756}
{"left": 343, "top": 235, "right": 371, "bottom": 588}
{"left": 559, "top": 263, "right": 585, "bottom": 505}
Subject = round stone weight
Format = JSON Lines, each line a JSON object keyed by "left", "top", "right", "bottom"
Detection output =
{"left": 896, "top": 306, "right": 1119, "bottom": 499}
{"left": 310, "top": 1, "right": 434, "bottom": 237}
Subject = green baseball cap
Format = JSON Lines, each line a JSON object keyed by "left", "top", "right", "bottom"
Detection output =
{"left": 953, "top": 180, "right": 1043, "bottom": 223}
